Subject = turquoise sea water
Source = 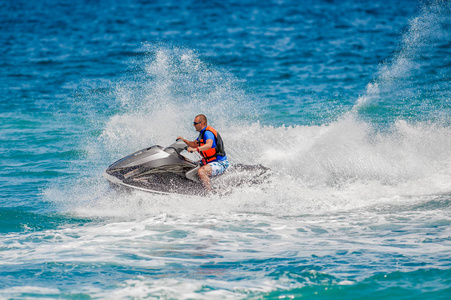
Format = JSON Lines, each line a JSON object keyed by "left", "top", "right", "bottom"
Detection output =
{"left": 1, "top": 0, "right": 451, "bottom": 298}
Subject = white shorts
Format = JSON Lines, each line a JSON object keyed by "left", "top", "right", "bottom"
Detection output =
{"left": 208, "top": 159, "right": 230, "bottom": 176}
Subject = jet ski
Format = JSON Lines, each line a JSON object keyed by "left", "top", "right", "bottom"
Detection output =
{"left": 103, "top": 139, "right": 270, "bottom": 196}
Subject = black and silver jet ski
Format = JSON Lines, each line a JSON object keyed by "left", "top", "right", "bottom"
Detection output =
{"left": 103, "top": 139, "right": 270, "bottom": 196}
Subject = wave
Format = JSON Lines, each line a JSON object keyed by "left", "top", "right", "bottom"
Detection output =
{"left": 49, "top": 69, "right": 451, "bottom": 218}
{"left": 354, "top": 0, "right": 451, "bottom": 120}
{"left": 47, "top": 1, "right": 451, "bottom": 217}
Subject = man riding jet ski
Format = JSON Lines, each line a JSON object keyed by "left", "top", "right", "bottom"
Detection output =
{"left": 103, "top": 115, "right": 269, "bottom": 196}
{"left": 177, "top": 114, "right": 229, "bottom": 192}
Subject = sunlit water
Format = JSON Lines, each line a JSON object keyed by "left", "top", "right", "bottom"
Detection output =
{"left": 1, "top": 0, "right": 451, "bottom": 298}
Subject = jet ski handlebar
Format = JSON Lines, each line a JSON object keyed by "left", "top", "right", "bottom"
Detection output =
{"left": 170, "top": 139, "right": 189, "bottom": 153}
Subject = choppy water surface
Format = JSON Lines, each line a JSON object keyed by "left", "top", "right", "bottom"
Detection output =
{"left": 1, "top": 0, "right": 451, "bottom": 298}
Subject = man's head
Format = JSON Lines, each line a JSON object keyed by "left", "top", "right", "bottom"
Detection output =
{"left": 193, "top": 114, "right": 207, "bottom": 132}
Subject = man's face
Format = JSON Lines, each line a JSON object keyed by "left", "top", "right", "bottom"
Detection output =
{"left": 193, "top": 117, "right": 204, "bottom": 132}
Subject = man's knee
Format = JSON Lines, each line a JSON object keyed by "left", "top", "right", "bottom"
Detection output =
{"left": 198, "top": 165, "right": 211, "bottom": 178}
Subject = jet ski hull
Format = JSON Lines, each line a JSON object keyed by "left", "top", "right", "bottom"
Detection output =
{"left": 103, "top": 140, "right": 271, "bottom": 196}
{"left": 103, "top": 171, "right": 205, "bottom": 196}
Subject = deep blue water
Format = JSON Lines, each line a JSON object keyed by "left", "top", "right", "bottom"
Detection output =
{"left": 1, "top": 0, "right": 451, "bottom": 298}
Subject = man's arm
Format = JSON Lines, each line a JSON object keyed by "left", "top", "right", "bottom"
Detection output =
{"left": 187, "top": 139, "right": 213, "bottom": 153}
{"left": 177, "top": 136, "right": 198, "bottom": 148}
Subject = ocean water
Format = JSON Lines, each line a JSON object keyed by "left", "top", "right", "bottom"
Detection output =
{"left": 1, "top": 0, "right": 451, "bottom": 298}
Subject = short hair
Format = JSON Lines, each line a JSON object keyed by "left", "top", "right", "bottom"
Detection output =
{"left": 196, "top": 114, "right": 207, "bottom": 125}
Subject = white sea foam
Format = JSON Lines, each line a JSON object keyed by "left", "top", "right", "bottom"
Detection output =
{"left": 41, "top": 1, "right": 451, "bottom": 220}
{"left": 96, "top": 117, "right": 451, "bottom": 217}
{"left": 42, "top": 39, "right": 451, "bottom": 219}
{"left": 1, "top": 208, "right": 450, "bottom": 298}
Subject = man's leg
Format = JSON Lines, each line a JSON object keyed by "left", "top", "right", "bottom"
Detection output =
{"left": 198, "top": 164, "right": 213, "bottom": 191}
